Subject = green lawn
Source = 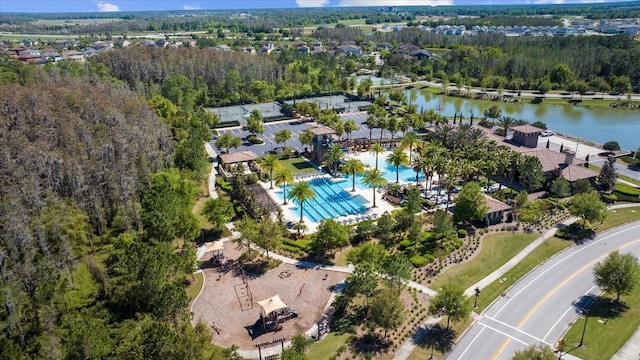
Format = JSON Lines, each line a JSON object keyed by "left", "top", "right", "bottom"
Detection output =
{"left": 562, "top": 285, "right": 640, "bottom": 360}
{"left": 277, "top": 156, "right": 318, "bottom": 176}
{"left": 186, "top": 271, "right": 204, "bottom": 302}
{"left": 596, "top": 206, "right": 640, "bottom": 232}
{"left": 430, "top": 232, "right": 540, "bottom": 291}
{"left": 474, "top": 236, "right": 573, "bottom": 312}
{"left": 537, "top": 97, "right": 618, "bottom": 109}
{"left": 308, "top": 333, "right": 351, "bottom": 360}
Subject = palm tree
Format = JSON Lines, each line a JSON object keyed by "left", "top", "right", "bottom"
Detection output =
{"left": 467, "top": 128, "right": 487, "bottom": 144}
{"left": 273, "top": 168, "right": 294, "bottom": 205}
{"left": 386, "top": 147, "right": 409, "bottom": 183}
{"left": 498, "top": 116, "right": 515, "bottom": 138}
{"left": 387, "top": 116, "right": 399, "bottom": 142}
{"left": 415, "top": 155, "right": 432, "bottom": 195}
{"left": 441, "top": 173, "right": 458, "bottom": 212}
{"left": 323, "top": 143, "right": 344, "bottom": 176}
{"left": 361, "top": 168, "right": 387, "bottom": 208}
{"left": 260, "top": 154, "right": 282, "bottom": 189}
{"left": 400, "top": 131, "right": 420, "bottom": 163}
{"left": 434, "top": 123, "right": 455, "bottom": 148}
{"left": 344, "top": 119, "right": 359, "bottom": 140}
{"left": 378, "top": 116, "right": 389, "bottom": 141}
{"left": 343, "top": 158, "right": 366, "bottom": 192}
{"left": 369, "top": 142, "right": 385, "bottom": 169}
{"left": 366, "top": 113, "right": 378, "bottom": 141}
{"left": 288, "top": 181, "right": 316, "bottom": 224}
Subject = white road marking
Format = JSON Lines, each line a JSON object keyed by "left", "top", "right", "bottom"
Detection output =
{"left": 494, "top": 224, "right": 640, "bottom": 317}
{"left": 542, "top": 285, "right": 598, "bottom": 342}
{"left": 483, "top": 316, "right": 551, "bottom": 346}
{"left": 457, "top": 326, "right": 487, "bottom": 360}
{"left": 479, "top": 322, "right": 532, "bottom": 346}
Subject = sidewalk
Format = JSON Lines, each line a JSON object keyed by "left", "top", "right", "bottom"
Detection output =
{"left": 395, "top": 203, "right": 639, "bottom": 360}
{"left": 611, "top": 326, "right": 640, "bottom": 360}
{"left": 464, "top": 217, "right": 577, "bottom": 297}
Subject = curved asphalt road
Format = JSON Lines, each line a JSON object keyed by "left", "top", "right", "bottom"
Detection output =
{"left": 447, "top": 220, "right": 640, "bottom": 360}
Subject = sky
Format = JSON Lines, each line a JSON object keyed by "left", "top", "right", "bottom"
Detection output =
{"left": 0, "top": 0, "right": 634, "bottom": 13}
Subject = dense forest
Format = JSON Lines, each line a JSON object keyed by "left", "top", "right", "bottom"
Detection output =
{"left": 94, "top": 46, "right": 350, "bottom": 105}
{"left": 0, "top": 64, "right": 235, "bottom": 359}
{"left": 312, "top": 28, "right": 640, "bottom": 92}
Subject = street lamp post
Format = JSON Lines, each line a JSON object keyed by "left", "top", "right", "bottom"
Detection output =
{"left": 579, "top": 309, "right": 589, "bottom": 347}
{"left": 474, "top": 287, "right": 481, "bottom": 308}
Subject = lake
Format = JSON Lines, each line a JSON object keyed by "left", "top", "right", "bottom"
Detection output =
{"left": 397, "top": 89, "right": 639, "bottom": 151}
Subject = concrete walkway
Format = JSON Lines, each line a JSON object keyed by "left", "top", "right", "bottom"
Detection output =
{"left": 204, "top": 142, "right": 219, "bottom": 199}
{"left": 394, "top": 203, "right": 640, "bottom": 360}
{"left": 463, "top": 218, "right": 578, "bottom": 297}
{"left": 611, "top": 326, "right": 640, "bottom": 360}
{"left": 200, "top": 146, "right": 640, "bottom": 359}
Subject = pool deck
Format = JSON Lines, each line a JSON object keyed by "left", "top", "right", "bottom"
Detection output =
{"left": 260, "top": 165, "right": 398, "bottom": 233}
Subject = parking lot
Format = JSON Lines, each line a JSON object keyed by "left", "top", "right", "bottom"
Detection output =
{"left": 211, "top": 112, "right": 372, "bottom": 157}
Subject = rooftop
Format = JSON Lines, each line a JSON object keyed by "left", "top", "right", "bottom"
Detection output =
{"left": 484, "top": 194, "right": 512, "bottom": 214}
{"left": 218, "top": 150, "right": 258, "bottom": 164}
{"left": 308, "top": 126, "right": 337, "bottom": 136}
{"left": 518, "top": 148, "right": 584, "bottom": 173}
{"left": 559, "top": 164, "right": 598, "bottom": 182}
{"left": 512, "top": 124, "right": 544, "bottom": 134}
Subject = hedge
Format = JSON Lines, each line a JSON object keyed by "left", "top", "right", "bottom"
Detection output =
{"left": 615, "top": 183, "right": 640, "bottom": 196}
{"left": 410, "top": 254, "right": 430, "bottom": 268}
{"left": 281, "top": 238, "right": 310, "bottom": 251}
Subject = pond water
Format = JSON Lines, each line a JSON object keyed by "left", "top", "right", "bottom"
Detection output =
{"left": 396, "top": 89, "right": 639, "bottom": 151}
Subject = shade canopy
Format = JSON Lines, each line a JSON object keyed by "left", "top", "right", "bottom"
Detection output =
{"left": 205, "top": 241, "right": 224, "bottom": 253}
{"left": 257, "top": 295, "right": 288, "bottom": 316}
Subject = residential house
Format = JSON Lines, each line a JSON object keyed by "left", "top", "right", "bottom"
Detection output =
{"left": 297, "top": 45, "right": 310, "bottom": 54}
{"left": 410, "top": 49, "right": 434, "bottom": 60}
{"left": 241, "top": 46, "right": 256, "bottom": 54}
{"left": 335, "top": 44, "right": 361, "bottom": 56}
{"left": 215, "top": 44, "right": 231, "bottom": 51}
{"left": 62, "top": 50, "right": 85, "bottom": 62}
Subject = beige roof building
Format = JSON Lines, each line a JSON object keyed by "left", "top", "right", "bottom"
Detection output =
{"left": 218, "top": 150, "right": 258, "bottom": 164}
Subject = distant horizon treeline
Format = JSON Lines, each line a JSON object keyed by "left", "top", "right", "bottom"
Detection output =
{"left": 1, "top": 1, "right": 639, "bottom": 34}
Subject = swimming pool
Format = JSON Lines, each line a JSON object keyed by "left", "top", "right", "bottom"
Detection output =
{"left": 276, "top": 177, "right": 369, "bottom": 223}
{"left": 354, "top": 155, "right": 425, "bottom": 184}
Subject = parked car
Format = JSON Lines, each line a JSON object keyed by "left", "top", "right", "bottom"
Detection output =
{"left": 541, "top": 130, "right": 554, "bottom": 137}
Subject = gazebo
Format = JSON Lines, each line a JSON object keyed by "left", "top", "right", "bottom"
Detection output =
{"left": 205, "top": 241, "right": 225, "bottom": 265}
{"left": 257, "top": 295, "right": 296, "bottom": 329}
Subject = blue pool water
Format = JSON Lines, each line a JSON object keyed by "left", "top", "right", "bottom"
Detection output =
{"left": 355, "top": 155, "right": 425, "bottom": 184}
{"left": 277, "top": 177, "right": 369, "bottom": 223}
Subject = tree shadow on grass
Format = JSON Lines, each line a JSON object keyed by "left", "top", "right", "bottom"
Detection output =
{"left": 422, "top": 324, "right": 456, "bottom": 356}
{"left": 351, "top": 331, "right": 391, "bottom": 357}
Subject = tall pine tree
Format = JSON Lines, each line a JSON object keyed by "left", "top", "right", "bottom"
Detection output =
{"left": 597, "top": 156, "right": 617, "bottom": 192}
